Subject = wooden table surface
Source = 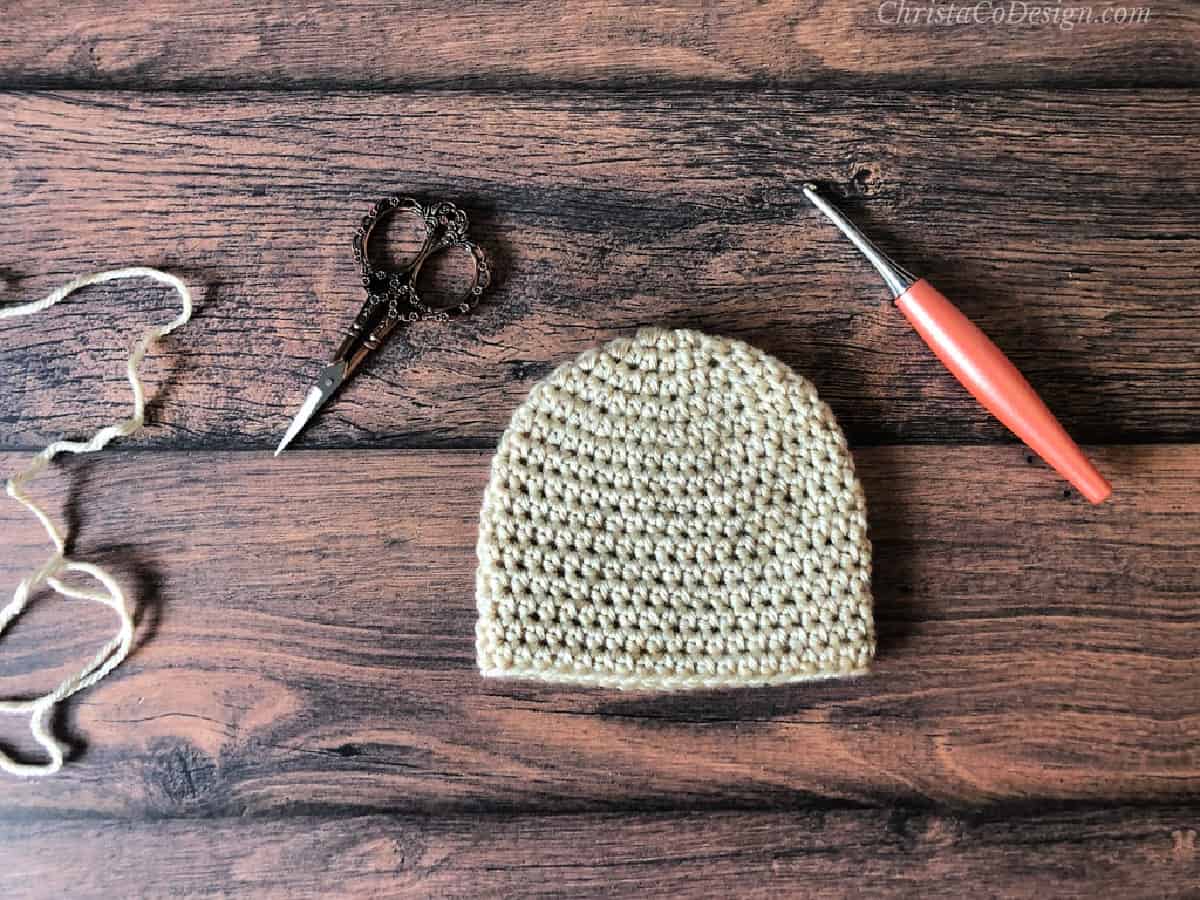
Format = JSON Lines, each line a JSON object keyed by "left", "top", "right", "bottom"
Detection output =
{"left": 1, "top": 4, "right": 1197, "bottom": 897}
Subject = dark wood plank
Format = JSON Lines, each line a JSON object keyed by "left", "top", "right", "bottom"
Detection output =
{"left": 0, "top": 446, "right": 1194, "bottom": 818}
{"left": 1, "top": 90, "right": 1196, "bottom": 451}
{"left": 1, "top": 806, "right": 1197, "bottom": 898}
{"left": 0, "top": 1, "right": 1196, "bottom": 90}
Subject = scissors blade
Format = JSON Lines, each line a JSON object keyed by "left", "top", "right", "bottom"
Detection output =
{"left": 274, "top": 361, "right": 347, "bottom": 456}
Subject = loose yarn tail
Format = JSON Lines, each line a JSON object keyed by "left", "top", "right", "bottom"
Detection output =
{"left": 0, "top": 268, "right": 192, "bottom": 776}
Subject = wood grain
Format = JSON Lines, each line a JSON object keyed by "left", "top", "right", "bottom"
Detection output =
{"left": 1, "top": 90, "right": 1196, "bottom": 451}
{"left": 0, "top": 446, "right": 1194, "bottom": 819}
{"left": 0, "top": 1, "right": 1196, "bottom": 90}
{"left": 1, "top": 807, "right": 1197, "bottom": 898}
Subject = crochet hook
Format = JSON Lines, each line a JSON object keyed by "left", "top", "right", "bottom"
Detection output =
{"left": 802, "top": 183, "right": 1111, "bottom": 504}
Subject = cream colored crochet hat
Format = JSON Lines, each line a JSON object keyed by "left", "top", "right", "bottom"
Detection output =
{"left": 476, "top": 328, "right": 874, "bottom": 690}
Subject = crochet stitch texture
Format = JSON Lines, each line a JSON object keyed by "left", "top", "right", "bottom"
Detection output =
{"left": 476, "top": 328, "right": 874, "bottom": 690}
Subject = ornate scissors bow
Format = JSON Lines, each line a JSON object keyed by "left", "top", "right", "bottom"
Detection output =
{"left": 275, "top": 196, "right": 491, "bottom": 455}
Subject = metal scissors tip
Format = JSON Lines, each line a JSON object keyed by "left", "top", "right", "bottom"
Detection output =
{"left": 275, "top": 362, "right": 347, "bottom": 456}
{"left": 274, "top": 387, "right": 323, "bottom": 456}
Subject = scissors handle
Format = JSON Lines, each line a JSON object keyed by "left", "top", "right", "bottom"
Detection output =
{"left": 336, "top": 196, "right": 491, "bottom": 371}
{"left": 353, "top": 196, "right": 490, "bottom": 316}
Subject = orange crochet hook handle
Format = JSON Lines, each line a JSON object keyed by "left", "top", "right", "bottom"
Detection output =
{"left": 802, "top": 182, "right": 1111, "bottom": 503}
{"left": 895, "top": 279, "right": 1111, "bottom": 503}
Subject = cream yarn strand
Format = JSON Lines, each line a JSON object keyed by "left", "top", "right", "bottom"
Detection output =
{"left": 0, "top": 267, "right": 192, "bottom": 776}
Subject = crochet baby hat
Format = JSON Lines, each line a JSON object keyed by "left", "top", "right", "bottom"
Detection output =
{"left": 476, "top": 328, "right": 874, "bottom": 690}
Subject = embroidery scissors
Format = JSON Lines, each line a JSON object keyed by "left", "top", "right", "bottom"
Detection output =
{"left": 275, "top": 196, "right": 491, "bottom": 455}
